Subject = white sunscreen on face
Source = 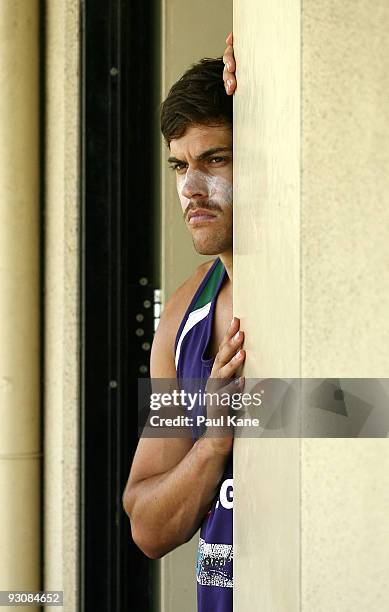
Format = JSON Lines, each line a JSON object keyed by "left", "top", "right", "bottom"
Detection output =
{"left": 176, "top": 169, "right": 233, "bottom": 213}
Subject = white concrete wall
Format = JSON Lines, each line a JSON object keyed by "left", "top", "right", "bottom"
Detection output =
{"left": 301, "top": 2, "right": 389, "bottom": 608}
{"left": 233, "top": 2, "right": 301, "bottom": 609}
{"left": 234, "top": 1, "right": 389, "bottom": 610}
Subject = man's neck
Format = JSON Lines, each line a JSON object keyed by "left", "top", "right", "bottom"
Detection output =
{"left": 218, "top": 250, "right": 233, "bottom": 282}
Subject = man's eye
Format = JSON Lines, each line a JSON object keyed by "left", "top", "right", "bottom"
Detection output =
{"left": 169, "top": 163, "right": 187, "bottom": 173}
{"left": 209, "top": 157, "right": 226, "bottom": 164}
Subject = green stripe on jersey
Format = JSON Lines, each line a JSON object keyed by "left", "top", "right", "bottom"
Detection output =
{"left": 191, "top": 259, "right": 224, "bottom": 312}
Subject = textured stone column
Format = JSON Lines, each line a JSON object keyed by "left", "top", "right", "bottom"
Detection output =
{"left": 44, "top": 2, "right": 80, "bottom": 611}
{"left": 0, "top": 2, "right": 41, "bottom": 607}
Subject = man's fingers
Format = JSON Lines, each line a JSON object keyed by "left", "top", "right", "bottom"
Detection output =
{"left": 223, "top": 50, "right": 236, "bottom": 74}
{"left": 224, "top": 74, "right": 236, "bottom": 95}
{"left": 218, "top": 348, "right": 246, "bottom": 380}
{"left": 223, "top": 32, "right": 236, "bottom": 95}
{"left": 217, "top": 328, "right": 244, "bottom": 368}
{"left": 225, "top": 32, "right": 233, "bottom": 46}
{"left": 223, "top": 61, "right": 236, "bottom": 95}
{"left": 207, "top": 374, "right": 245, "bottom": 399}
{"left": 214, "top": 336, "right": 246, "bottom": 380}
{"left": 205, "top": 375, "right": 245, "bottom": 439}
{"left": 223, "top": 375, "right": 245, "bottom": 395}
{"left": 216, "top": 317, "right": 240, "bottom": 357}
{"left": 209, "top": 317, "right": 245, "bottom": 385}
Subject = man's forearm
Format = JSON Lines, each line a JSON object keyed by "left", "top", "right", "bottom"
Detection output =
{"left": 124, "top": 437, "right": 231, "bottom": 559}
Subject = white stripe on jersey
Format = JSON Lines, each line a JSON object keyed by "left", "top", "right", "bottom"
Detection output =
{"left": 175, "top": 301, "right": 212, "bottom": 370}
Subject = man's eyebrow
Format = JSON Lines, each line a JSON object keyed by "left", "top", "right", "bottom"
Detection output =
{"left": 167, "top": 146, "right": 232, "bottom": 164}
{"left": 196, "top": 146, "right": 232, "bottom": 161}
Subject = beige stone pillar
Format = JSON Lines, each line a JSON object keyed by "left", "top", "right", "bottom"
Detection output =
{"left": 234, "top": 1, "right": 389, "bottom": 610}
{"left": 0, "top": 2, "right": 41, "bottom": 608}
{"left": 44, "top": 2, "right": 80, "bottom": 611}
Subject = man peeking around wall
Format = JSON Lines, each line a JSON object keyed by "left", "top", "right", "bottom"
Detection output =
{"left": 123, "top": 33, "right": 238, "bottom": 612}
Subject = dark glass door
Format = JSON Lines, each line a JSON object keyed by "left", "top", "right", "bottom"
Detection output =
{"left": 81, "top": 1, "right": 160, "bottom": 609}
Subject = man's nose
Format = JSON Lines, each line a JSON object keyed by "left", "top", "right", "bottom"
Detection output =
{"left": 180, "top": 169, "right": 209, "bottom": 200}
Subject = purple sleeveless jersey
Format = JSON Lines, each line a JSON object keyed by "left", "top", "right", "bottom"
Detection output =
{"left": 174, "top": 257, "right": 233, "bottom": 612}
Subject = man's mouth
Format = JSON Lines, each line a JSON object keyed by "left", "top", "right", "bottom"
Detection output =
{"left": 187, "top": 209, "right": 218, "bottom": 225}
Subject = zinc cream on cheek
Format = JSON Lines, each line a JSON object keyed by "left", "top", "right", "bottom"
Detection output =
{"left": 206, "top": 175, "right": 233, "bottom": 206}
{"left": 176, "top": 169, "right": 232, "bottom": 213}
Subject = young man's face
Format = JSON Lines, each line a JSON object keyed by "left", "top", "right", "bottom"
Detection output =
{"left": 168, "top": 124, "right": 232, "bottom": 256}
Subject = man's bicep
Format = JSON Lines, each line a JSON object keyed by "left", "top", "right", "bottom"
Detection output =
{"left": 149, "top": 298, "right": 178, "bottom": 378}
{"left": 128, "top": 296, "right": 192, "bottom": 487}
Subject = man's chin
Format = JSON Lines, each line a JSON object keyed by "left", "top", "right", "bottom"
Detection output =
{"left": 192, "top": 240, "right": 232, "bottom": 256}
{"left": 194, "top": 247, "right": 221, "bottom": 256}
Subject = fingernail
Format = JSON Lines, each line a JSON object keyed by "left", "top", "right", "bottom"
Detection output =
{"left": 234, "top": 350, "right": 241, "bottom": 360}
{"left": 227, "top": 79, "right": 232, "bottom": 90}
{"left": 231, "top": 317, "right": 235, "bottom": 326}
{"left": 234, "top": 377, "right": 241, "bottom": 385}
{"left": 233, "top": 331, "right": 240, "bottom": 341}
{"left": 226, "top": 62, "right": 231, "bottom": 71}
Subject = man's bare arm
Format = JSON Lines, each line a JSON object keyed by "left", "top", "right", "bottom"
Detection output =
{"left": 122, "top": 265, "right": 245, "bottom": 559}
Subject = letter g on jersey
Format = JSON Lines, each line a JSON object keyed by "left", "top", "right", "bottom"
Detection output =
{"left": 219, "top": 478, "right": 233, "bottom": 510}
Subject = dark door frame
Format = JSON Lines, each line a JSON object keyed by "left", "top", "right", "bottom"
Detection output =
{"left": 80, "top": 1, "right": 160, "bottom": 609}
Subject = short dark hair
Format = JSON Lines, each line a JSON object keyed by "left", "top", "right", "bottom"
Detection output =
{"left": 160, "top": 57, "right": 232, "bottom": 146}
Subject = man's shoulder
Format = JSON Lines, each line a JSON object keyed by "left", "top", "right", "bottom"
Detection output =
{"left": 162, "top": 259, "right": 215, "bottom": 329}
{"left": 150, "top": 259, "right": 216, "bottom": 376}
